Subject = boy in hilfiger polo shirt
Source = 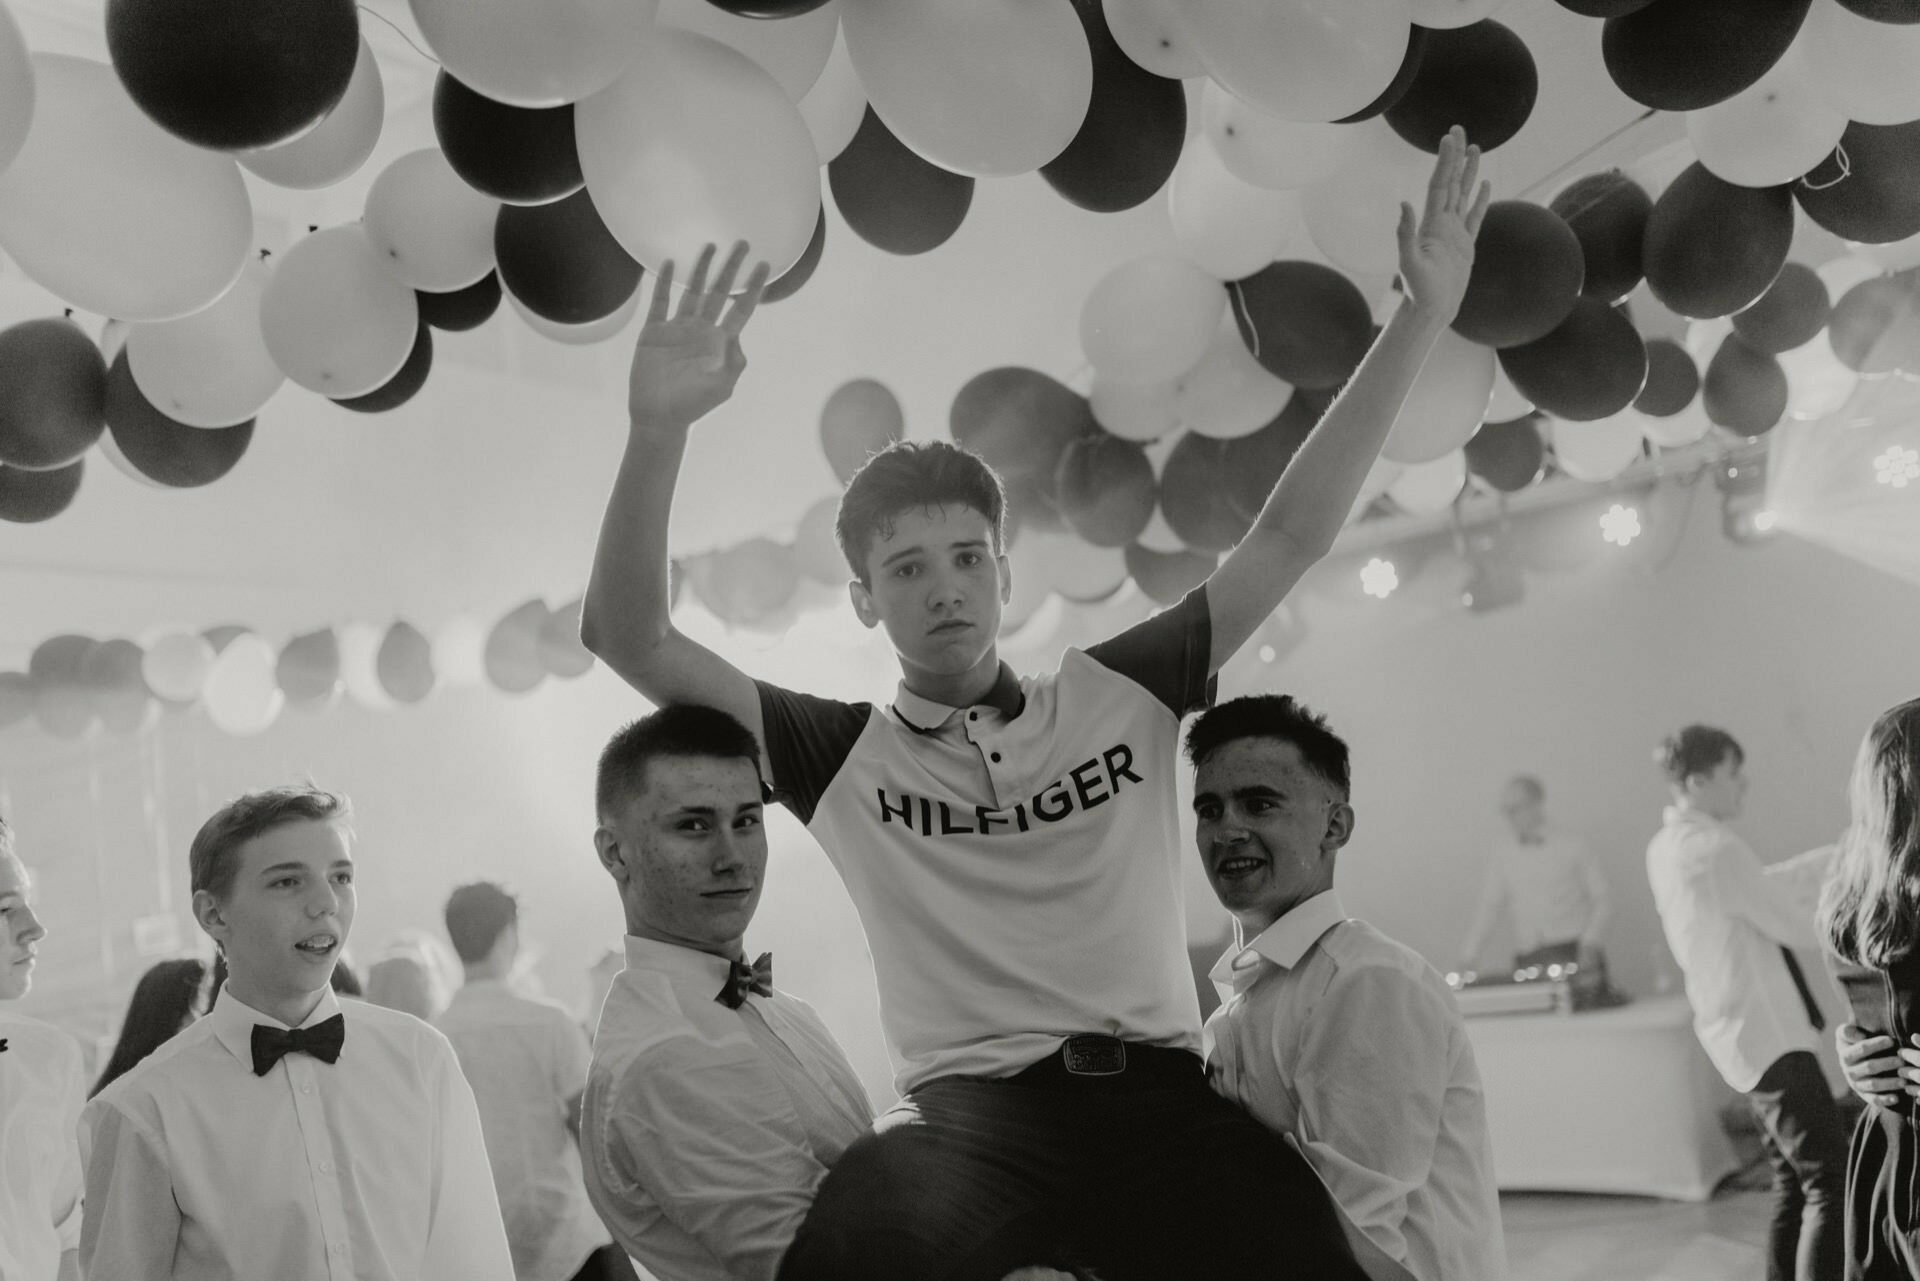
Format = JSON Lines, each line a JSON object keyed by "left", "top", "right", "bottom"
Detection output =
{"left": 581, "top": 132, "right": 1489, "bottom": 1281}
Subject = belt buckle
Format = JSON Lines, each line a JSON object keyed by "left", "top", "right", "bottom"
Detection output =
{"left": 1061, "top": 1035, "right": 1126, "bottom": 1077}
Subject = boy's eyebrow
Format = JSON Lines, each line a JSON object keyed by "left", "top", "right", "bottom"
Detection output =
{"left": 1192, "top": 783, "right": 1287, "bottom": 808}
{"left": 879, "top": 538, "right": 990, "bottom": 570}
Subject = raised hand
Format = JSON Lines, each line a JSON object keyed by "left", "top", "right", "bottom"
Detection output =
{"left": 627, "top": 241, "right": 771, "bottom": 434}
{"left": 1396, "top": 125, "right": 1491, "bottom": 327}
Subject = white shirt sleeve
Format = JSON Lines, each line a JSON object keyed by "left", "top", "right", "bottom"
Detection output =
{"left": 78, "top": 1100, "right": 183, "bottom": 1281}
{"left": 53, "top": 1042, "right": 85, "bottom": 1253}
{"left": 1706, "top": 832, "right": 1823, "bottom": 950}
{"left": 422, "top": 1038, "right": 516, "bottom": 1281}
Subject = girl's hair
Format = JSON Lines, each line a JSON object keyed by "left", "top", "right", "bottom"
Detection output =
{"left": 1820, "top": 698, "right": 1920, "bottom": 967}
{"left": 91, "top": 957, "right": 211, "bottom": 1097}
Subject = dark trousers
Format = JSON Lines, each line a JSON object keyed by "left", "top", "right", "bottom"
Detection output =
{"left": 1749, "top": 1050, "right": 1850, "bottom": 1281}
{"left": 567, "top": 1245, "right": 640, "bottom": 1281}
{"left": 777, "top": 1053, "right": 1366, "bottom": 1281}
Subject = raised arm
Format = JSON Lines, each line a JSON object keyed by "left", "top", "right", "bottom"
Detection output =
{"left": 580, "top": 243, "right": 774, "bottom": 765}
{"left": 1206, "top": 128, "right": 1490, "bottom": 669}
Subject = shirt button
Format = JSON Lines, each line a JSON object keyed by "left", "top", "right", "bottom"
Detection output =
{"left": 990, "top": 752, "right": 1002, "bottom": 763}
{"left": 319, "top": 1160, "right": 334, "bottom": 1174}
{"left": 300, "top": 1082, "right": 313, "bottom": 1095}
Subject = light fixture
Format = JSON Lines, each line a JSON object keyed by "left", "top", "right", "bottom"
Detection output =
{"left": 1598, "top": 503, "right": 1641, "bottom": 547}
{"left": 1359, "top": 557, "right": 1399, "bottom": 600}
{"left": 1257, "top": 644, "right": 1276, "bottom": 663}
{"left": 1752, "top": 509, "right": 1778, "bottom": 532}
{"left": 1875, "top": 445, "right": 1920, "bottom": 489}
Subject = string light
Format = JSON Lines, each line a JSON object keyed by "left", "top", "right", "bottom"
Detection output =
{"left": 1359, "top": 557, "right": 1399, "bottom": 600}
{"left": 1874, "top": 445, "right": 1920, "bottom": 489}
{"left": 1598, "top": 503, "right": 1641, "bottom": 547}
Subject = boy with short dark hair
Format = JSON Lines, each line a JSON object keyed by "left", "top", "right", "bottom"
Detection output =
{"left": 80, "top": 785, "right": 513, "bottom": 1281}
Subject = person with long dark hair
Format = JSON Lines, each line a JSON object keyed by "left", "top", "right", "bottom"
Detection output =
{"left": 91, "top": 958, "right": 211, "bottom": 1098}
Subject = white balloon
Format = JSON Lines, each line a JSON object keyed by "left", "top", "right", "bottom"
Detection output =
{"left": 1199, "top": 81, "right": 1345, "bottom": 192}
{"left": 126, "top": 259, "right": 283, "bottom": 429}
{"left": 203, "top": 634, "right": 284, "bottom": 737}
{"left": 1080, "top": 256, "right": 1224, "bottom": 383}
{"left": 1780, "top": 331, "right": 1859, "bottom": 420}
{"left": 141, "top": 630, "right": 215, "bottom": 701}
{"left": 1408, "top": 0, "right": 1507, "bottom": 28}
{"left": 407, "top": 0, "right": 657, "bottom": 108}
{"left": 1103, "top": 0, "right": 1204, "bottom": 78}
{"left": 577, "top": 30, "right": 821, "bottom": 279}
{"left": 1855, "top": 234, "right": 1920, "bottom": 274}
{"left": 1302, "top": 165, "right": 1404, "bottom": 276}
{"left": 658, "top": 0, "right": 839, "bottom": 100}
{"left": 1091, "top": 373, "right": 1181, "bottom": 442}
{"left": 508, "top": 286, "right": 642, "bottom": 345}
{"left": 1175, "top": 0, "right": 1412, "bottom": 123}
{"left": 842, "top": 0, "right": 1091, "bottom": 177}
{"left": 1168, "top": 135, "right": 1300, "bottom": 281}
{"left": 239, "top": 35, "right": 384, "bottom": 190}
{"left": 0, "top": 55, "right": 251, "bottom": 322}
{"left": 1013, "top": 526, "right": 1129, "bottom": 604}
{"left": 1686, "top": 41, "right": 1846, "bottom": 188}
{"left": 431, "top": 616, "right": 489, "bottom": 689}
{"left": 364, "top": 149, "right": 499, "bottom": 292}
{"left": 1805, "top": 0, "right": 1920, "bottom": 127}
{"left": 260, "top": 225, "right": 420, "bottom": 397}
{"left": 1640, "top": 401, "right": 1712, "bottom": 448}
{"left": 1550, "top": 412, "right": 1645, "bottom": 482}
{"left": 97, "top": 317, "right": 130, "bottom": 362}
{"left": 1176, "top": 322, "right": 1291, "bottom": 439}
{"left": 799, "top": 26, "right": 867, "bottom": 164}
{"left": 337, "top": 622, "right": 394, "bottom": 711}
{"left": 1386, "top": 450, "right": 1466, "bottom": 515}
{"left": 0, "top": 0, "right": 30, "bottom": 178}
{"left": 1382, "top": 328, "right": 1495, "bottom": 464}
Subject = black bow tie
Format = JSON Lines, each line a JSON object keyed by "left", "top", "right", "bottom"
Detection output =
{"left": 251, "top": 1014, "right": 346, "bottom": 1077}
{"left": 715, "top": 952, "right": 774, "bottom": 1010}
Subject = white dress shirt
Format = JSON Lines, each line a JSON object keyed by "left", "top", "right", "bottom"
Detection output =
{"left": 79, "top": 986, "right": 513, "bottom": 1281}
{"left": 436, "top": 980, "right": 611, "bottom": 1281}
{"left": 1461, "top": 827, "right": 1612, "bottom": 958}
{"left": 0, "top": 1006, "right": 85, "bottom": 1281}
{"left": 581, "top": 936, "right": 873, "bottom": 1281}
{"left": 1205, "top": 892, "right": 1506, "bottom": 1281}
{"left": 1645, "top": 805, "right": 1837, "bottom": 1092}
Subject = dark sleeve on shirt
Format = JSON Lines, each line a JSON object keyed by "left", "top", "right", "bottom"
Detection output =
{"left": 755, "top": 681, "right": 873, "bottom": 826}
{"left": 1083, "top": 584, "right": 1215, "bottom": 717}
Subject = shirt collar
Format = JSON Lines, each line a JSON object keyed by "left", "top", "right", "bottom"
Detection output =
{"left": 1663, "top": 804, "right": 1720, "bottom": 832}
{"left": 1210, "top": 891, "right": 1348, "bottom": 988}
{"left": 621, "top": 934, "right": 743, "bottom": 1000}
{"left": 208, "top": 984, "right": 343, "bottom": 1070}
{"left": 892, "top": 662, "right": 1025, "bottom": 732}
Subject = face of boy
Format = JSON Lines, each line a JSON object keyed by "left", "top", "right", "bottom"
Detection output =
{"left": 0, "top": 853, "right": 46, "bottom": 1001}
{"left": 850, "top": 504, "right": 1009, "bottom": 686}
{"left": 1687, "top": 755, "right": 1748, "bottom": 821}
{"left": 197, "top": 820, "right": 355, "bottom": 1012}
{"left": 1193, "top": 737, "right": 1352, "bottom": 935}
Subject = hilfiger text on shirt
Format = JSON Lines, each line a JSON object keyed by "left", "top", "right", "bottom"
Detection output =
{"left": 875, "top": 742, "right": 1144, "bottom": 836}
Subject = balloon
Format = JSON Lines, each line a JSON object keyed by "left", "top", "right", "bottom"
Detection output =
{"left": 1385, "top": 19, "right": 1536, "bottom": 153}
{"left": 1055, "top": 433, "right": 1156, "bottom": 546}
{"left": 126, "top": 258, "right": 283, "bottom": 428}
{"left": 0, "top": 0, "right": 29, "bottom": 177}
{"left": 1126, "top": 542, "right": 1217, "bottom": 605}
{"left": 1497, "top": 297, "right": 1648, "bottom": 421}
{"left": 1828, "top": 274, "right": 1920, "bottom": 374}
{"left": 418, "top": 272, "right": 503, "bottom": 333}
{"left": 1556, "top": 0, "right": 1655, "bottom": 13}
{"left": 821, "top": 379, "right": 905, "bottom": 483}
{"left": 93, "top": 429, "right": 167, "bottom": 491}
{"left": 105, "top": 353, "right": 254, "bottom": 488}
{"left": 507, "top": 287, "right": 643, "bottom": 346}
{"left": 365, "top": 149, "right": 499, "bottom": 293}
{"left": 950, "top": 367, "right": 1096, "bottom": 487}
{"left": 1635, "top": 338, "right": 1700, "bottom": 415}
{"left": 537, "top": 599, "right": 595, "bottom": 679}
{"left": 238, "top": 34, "right": 383, "bottom": 189}
{"left": 0, "top": 459, "right": 82, "bottom": 522}
{"left": 494, "top": 189, "right": 640, "bottom": 325}
{"left": 1704, "top": 336, "right": 1790, "bottom": 435}
{"left": 408, "top": 0, "right": 655, "bottom": 108}
{"left": 1199, "top": 81, "right": 1346, "bottom": 192}
{"left": 332, "top": 324, "right": 433, "bottom": 414}
{"left": 431, "top": 616, "right": 489, "bottom": 689}
{"left": 1091, "top": 374, "right": 1180, "bottom": 442}
{"left": 1168, "top": 139, "right": 1300, "bottom": 281}
{"left": 1834, "top": 0, "right": 1920, "bottom": 17}
{"left": 1549, "top": 411, "right": 1644, "bottom": 481}
{"left": 0, "top": 55, "right": 252, "bottom": 322}
{"left": 432, "top": 73, "right": 584, "bottom": 206}
{"left": 1386, "top": 450, "right": 1467, "bottom": 514}
{"left": 1300, "top": 162, "right": 1407, "bottom": 277}
{"left": 1452, "top": 202, "right": 1584, "bottom": 347}
{"left": 0, "top": 672, "right": 33, "bottom": 729}
{"left": 1796, "top": 122, "right": 1920, "bottom": 245}
{"left": 1176, "top": 323, "right": 1293, "bottom": 440}
{"left": 576, "top": 30, "right": 821, "bottom": 278}
{"left": 260, "top": 225, "right": 421, "bottom": 397}
{"left": 799, "top": 28, "right": 867, "bottom": 165}
{"left": 1486, "top": 362, "right": 1533, "bottom": 421}
{"left": 658, "top": 0, "right": 838, "bottom": 99}
{"left": 828, "top": 106, "right": 974, "bottom": 254}
{"left": 841, "top": 0, "right": 1092, "bottom": 177}
{"left": 82, "top": 638, "right": 152, "bottom": 735}
{"left": 142, "top": 630, "right": 215, "bottom": 702}
{"left": 1643, "top": 164, "right": 1794, "bottom": 318}
{"left": 1464, "top": 415, "right": 1544, "bottom": 491}
{"left": 1686, "top": 42, "right": 1845, "bottom": 189}
{"left": 32, "top": 635, "right": 98, "bottom": 738}
{"left": 1335, "top": 22, "right": 1429, "bottom": 125}
{"left": 106, "top": 0, "right": 357, "bottom": 150}
{"left": 1548, "top": 172, "right": 1651, "bottom": 303}
{"left": 0, "top": 319, "right": 107, "bottom": 469}
{"left": 1158, "top": 431, "right": 1252, "bottom": 551}
{"left": 202, "top": 633, "right": 283, "bottom": 736}
{"left": 1411, "top": 0, "right": 1510, "bottom": 26}
{"left": 1231, "top": 261, "right": 1373, "bottom": 388}
{"left": 1602, "top": 0, "right": 1814, "bottom": 111}
{"left": 375, "top": 622, "right": 436, "bottom": 704}
{"left": 1730, "top": 262, "right": 1829, "bottom": 354}
{"left": 762, "top": 211, "right": 825, "bottom": 307}
{"left": 1640, "top": 399, "right": 1712, "bottom": 447}
{"left": 1857, "top": 235, "right": 1920, "bottom": 274}
{"left": 1104, "top": 0, "right": 1206, "bottom": 79}
{"left": 276, "top": 629, "right": 342, "bottom": 707}
{"left": 1021, "top": 528, "right": 1130, "bottom": 604}
{"left": 1040, "top": 0, "right": 1186, "bottom": 213}
{"left": 1221, "top": 391, "right": 1319, "bottom": 519}
{"left": 1780, "top": 330, "right": 1860, "bottom": 419}
{"left": 694, "top": 540, "right": 799, "bottom": 627}
{"left": 1382, "top": 327, "right": 1496, "bottom": 464}
{"left": 337, "top": 621, "right": 394, "bottom": 709}
{"left": 1082, "top": 257, "right": 1224, "bottom": 383}
{"left": 704, "top": 0, "right": 833, "bottom": 12}
{"left": 794, "top": 496, "right": 846, "bottom": 583}
{"left": 1177, "top": 0, "right": 1413, "bottom": 124}
{"left": 1805, "top": 1, "right": 1920, "bottom": 126}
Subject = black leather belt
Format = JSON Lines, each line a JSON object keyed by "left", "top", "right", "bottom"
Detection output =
{"left": 1009, "top": 1035, "right": 1203, "bottom": 1091}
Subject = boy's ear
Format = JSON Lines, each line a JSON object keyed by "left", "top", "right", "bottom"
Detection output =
{"left": 593, "top": 828, "right": 630, "bottom": 884}
{"left": 191, "top": 888, "right": 228, "bottom": 945}
{"left": 999, "top": 554, "right": 1012, "bottom": 604}
{"left": 1324, "top": 801, "right": 1355, "bottom": 853}
{"left": 848, "top": 579, "right": 880, "bottom": 629}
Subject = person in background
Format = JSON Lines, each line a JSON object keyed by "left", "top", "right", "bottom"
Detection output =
{"left": 1647, "top": 725, "right": 1845, "bottom": 1281}
{"left": 1458, "top": 774, "right": 1612, "bottom": 977}
{"left": 0, "top": 813, "right": 86, "bottom": 1281}
{"left": 1191, "top": 695, "right": 1505, "bottom": 1281}
{"left": 91, "top": 957, "right": 211, "bottom": 1097}
{"left": 366, "top": 933, "right": 454, "bottom": 1023}
{"left": 437, "top": 880, "right": 625, "bottom": 1281}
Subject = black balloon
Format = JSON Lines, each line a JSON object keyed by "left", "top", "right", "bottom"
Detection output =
{"left": 1040, "top": 0, "right": 1185, "bottom": 212}
{"left": 0, "top": 460, "right": 84, "bottom": 523}
{"left": 1222, "top": 392, "right": 1319, "bottom": 521}
{"left": 1635, "top": 339, "right": 1700, "bottom": 416}
{"left": 107, "top": 0, "right": 358, "bottom": 150}
{"left": 1333, "top": 23, "right": 1429, "bottom": 124}
{"left": 1158, "top": 432, "right": 1253, "bottom": 552}
{"left": 31, "top": 635, "right": 98, "bottom": 738}
{"left": 950, "top": 368, "right": 1095, "bottom": 488}
{"left": 495, "top": 190, "right": 641, "bottom": 324}
{"left": 433, "top": 72, "right": 584, "bottom": 206}
{"left": 417, "top": 273, "right": 502, "bottom": 332}
{"left": 702, "top": 0, "right": 832, "bottom": 12}
{"left": 1385, "top": 20, "right": 1537, "bottom": 153}
{"left": 1231, "top": 261, "right": 1373, "bottom": 389}
{"left": 1836, "top": 0, "right": 1920, "bottom": 19}
{"left": 1731, "top": 263, "right": 1829, "bottom": 355}
{"left": 485, "top": 600, "right": 549, "bottom": 695}
{"left": 1549, "top": 171, "right": 1652, "bottom": 303}
{"left": 1464, "top": 416, "right": 1545, "bottom": 492}
{"left": 105, "top": 354, "right": 253, "bottom": 488}
{"left": 829, "top": 108, "right": 974, "bottom": 255}
{"left": 1125, "top": 542, "right": 1218, "bottom": 607}
{"left": 1554, "top": 0, "right": 1657, "bottom": 14}
{"left": 1497, "top": 296, "right": 1648, "bottom": 421}
{"left": 1453, "top": 202, "right": 1584, "bottom": 347}
{"left": 1643, "top": 164, "right": 1793, "bottom": 319}
{"left": 1602, "top": 0, "right": 1812, "bottom": 111}
{"left": 821, "top": 379, "right": 905, "bottom": 483}
{"left": 1055, "top": 432, "right": 1156, "bottom": 547}
{"left": 764, "top": 208, "right": 826, "bottom": 304}
{"left": 1827, "top": 273, "right": 1920, "bottom": 374}
{"left": 331, "top": 324, "right": 432, "bottom": 414}
{"left": 376, "top": 622, "right": 436, "bottom": 704}
{"left": 1796, "top": 121, "right": 1920, "bottom": 246}
{"left": 83, "top": 638, "right": 152, "bottom": 735}
{"left": 276, "top": 629, "right": 342, "bottom": 706}
{"left": 1703, "top": 335, "right": 1788, "bottom": 436}
{"left": 0, "top": 319, "right": 108, "bottom": 471}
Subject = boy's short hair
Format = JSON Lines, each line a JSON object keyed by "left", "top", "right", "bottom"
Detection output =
{"left": 835, "top": 440, "right": 1007, "bottom": 583}
{"left": 0, "top": 811, "right": 12, "bottom": 860}
{"left": 444, "top": 881, "right": 519, "bottom": 965}
{"left": 596, "top": 705, "right": 766, "bottom": 825}
{"left": 1184, "top": 694, "right": 1352, "bottom": 800}
{"left": 1655, "top": 725, "right": 1744, "bottom": 784}
{"left": 189, "top": 785, "right": 352, "bottom": 902}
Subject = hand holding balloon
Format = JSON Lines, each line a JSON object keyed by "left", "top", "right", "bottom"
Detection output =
{"left": 1395, "top": 126, "right": 1491, "bottom": 327}
{"left": 626, "top": 241, "right": 770, "bottom": 436}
